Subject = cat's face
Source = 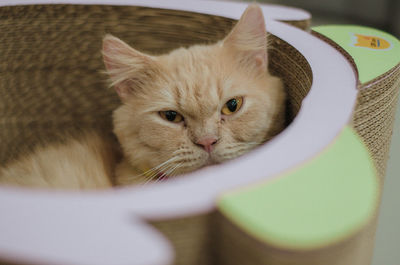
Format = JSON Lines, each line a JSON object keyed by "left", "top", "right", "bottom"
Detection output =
{"left": 103, "top": 5, "right": 285, "bottom": 183}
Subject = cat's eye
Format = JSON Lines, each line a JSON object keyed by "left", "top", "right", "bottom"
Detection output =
{"left": 221, "top": 97, "right": 243, "bottom": 115}
{"left": 159, "top": 110, "right": 184, "bottom": 123}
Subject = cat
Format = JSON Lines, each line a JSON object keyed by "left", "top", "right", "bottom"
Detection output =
{"left": 0, "top": 5, "right": 285, "bottom": 189}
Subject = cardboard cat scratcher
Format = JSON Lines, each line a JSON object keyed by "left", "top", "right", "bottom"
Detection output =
{"left": 0, "top": 1, "right": 399, "bottom": 264}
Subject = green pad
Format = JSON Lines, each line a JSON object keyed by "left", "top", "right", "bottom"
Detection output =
{"left": 218, "top": 127, "right": 378, "bottom": 249}
{"left": 313, "top": 25, "right": 400, "bottom": 84}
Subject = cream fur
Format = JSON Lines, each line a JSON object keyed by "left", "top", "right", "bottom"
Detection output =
{"left": 0, "top": 133, "right": 116, "bottom": 189}
{"left": 0, "top": 5, "right": 285, "bottom": 189}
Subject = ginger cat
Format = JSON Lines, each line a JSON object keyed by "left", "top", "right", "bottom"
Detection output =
{"left": 0, "top": 5, "right": 285, "bottom": 189}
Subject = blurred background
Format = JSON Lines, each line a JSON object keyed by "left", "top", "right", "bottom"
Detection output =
{"left": 217, "top": 0, "right": 400, "bottom": 264}
{"left": 259, "top": 0, "right": 400, "bottom": 36}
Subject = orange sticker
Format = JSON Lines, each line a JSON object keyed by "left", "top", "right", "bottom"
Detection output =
{"left": 352, "top": 33, "right": 391, "bottom": 50}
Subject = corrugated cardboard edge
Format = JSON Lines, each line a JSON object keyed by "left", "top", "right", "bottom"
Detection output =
{"left": 312, "top": 28, "right": 400, "bottom": 265}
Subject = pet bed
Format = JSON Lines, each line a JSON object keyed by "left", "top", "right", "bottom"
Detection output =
{"left": 0, "top": 1, "right": 399, "bottom": 265}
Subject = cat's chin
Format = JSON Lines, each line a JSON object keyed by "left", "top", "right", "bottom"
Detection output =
{"left": 205, "top": 156, "right": 221, "bottom": 166}
{"left": 202, "top": 158, "right": 223, "bottom": 171}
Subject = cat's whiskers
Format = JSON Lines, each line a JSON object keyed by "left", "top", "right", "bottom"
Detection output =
{"left": 168, "top": 164, "right": 182, "bottom": 178}
{"left": 141, "top": 155, "right": 186, "bottom": 185}
{"left": 142, "top": 163, "right": 173, "bottom": 184}
{"left": 155, "top": 162, "right": 182, "bottom": 182}
{"left": 138, "top": 156, "right": 179, "bottom": 184}
{"left": 142, "top": 156, "right": 178, "bottom": 176}
{"left": 145, "top": 164, "right": 174, "bottom": 184}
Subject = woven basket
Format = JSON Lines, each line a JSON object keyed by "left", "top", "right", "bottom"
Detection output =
{"left": 0, "top": 4, "right": 311, "bottom": 166}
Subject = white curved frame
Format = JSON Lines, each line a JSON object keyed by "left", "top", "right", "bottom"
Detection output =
{"left": 0, "top": 1, "right": 358, "bottom": 265}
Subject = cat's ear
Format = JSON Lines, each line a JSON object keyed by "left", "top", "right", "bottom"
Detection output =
{"left": 102, "top": 34, "right": 158, "bottom": 100}
{"left": 223, "top": 5, "right": 268, "bottom": 72}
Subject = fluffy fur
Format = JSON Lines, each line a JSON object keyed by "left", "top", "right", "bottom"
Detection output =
{"left": 0, "top": 133, "right": 116, "bottom": 189}
{"left": 0, "top": 5, "right": 285, "bottom": 189}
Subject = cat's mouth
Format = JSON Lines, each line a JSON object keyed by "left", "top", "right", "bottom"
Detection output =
{"left": 161, "top": 156, "right": 217, "bottom": 180}
{"left": 156, "top": 153, "right": 223, "bottom": 181}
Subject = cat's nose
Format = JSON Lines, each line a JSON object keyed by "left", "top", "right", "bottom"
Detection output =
{"left": 196, "top": 137, "right": 218, "bottom": 153}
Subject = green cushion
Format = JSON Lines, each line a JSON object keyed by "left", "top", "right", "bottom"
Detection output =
{"left": 218, "top": 127, "right": 378, "bottom": 249}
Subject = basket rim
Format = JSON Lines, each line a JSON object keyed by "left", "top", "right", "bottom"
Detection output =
{"left": 0, "top": 0, "right": 358, "bottom": 224}
{"left": 0, "top": 0, "right": 311, "bottom": 21}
